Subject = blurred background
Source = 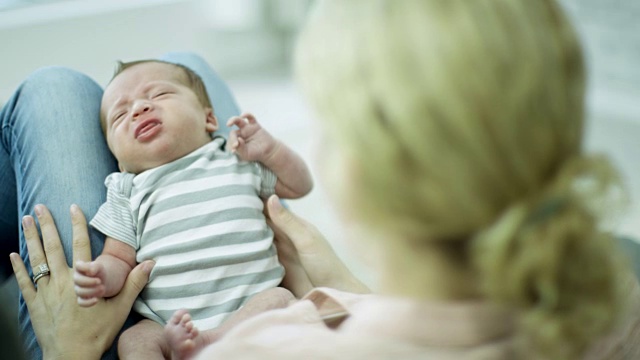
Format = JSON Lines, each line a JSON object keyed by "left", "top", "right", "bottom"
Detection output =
{"left": 0, "top": 0, "right": 638, "bottom": 296}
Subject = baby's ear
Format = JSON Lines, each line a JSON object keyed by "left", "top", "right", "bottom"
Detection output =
{"left": 205, "top": 108, "right": 218, "bottom": 132}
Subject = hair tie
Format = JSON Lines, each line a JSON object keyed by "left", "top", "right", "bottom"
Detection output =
{"left": 525, "top": 197, "right": 568, "bottom": 226}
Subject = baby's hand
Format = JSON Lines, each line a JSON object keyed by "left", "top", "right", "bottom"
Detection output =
{"left": 73, "top": 260, "right": 107, "bottom": 307}
{"left": 227, "top": 112, "right": 277, "bottom": 162}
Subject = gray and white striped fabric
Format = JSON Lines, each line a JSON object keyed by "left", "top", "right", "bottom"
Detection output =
{"left": 90, "top": 138, "right": 284, "bottom": 330}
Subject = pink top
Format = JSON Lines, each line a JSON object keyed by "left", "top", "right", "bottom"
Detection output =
{"left": 196, "top": 277, "right": 640, "bottom": 359}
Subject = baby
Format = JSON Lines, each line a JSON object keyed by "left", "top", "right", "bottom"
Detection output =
{"left": 73, "top": 59, "right": 312, "bottom": 359}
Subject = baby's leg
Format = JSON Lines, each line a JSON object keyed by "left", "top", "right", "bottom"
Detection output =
{"left": 214, "top": 287, "right": 296, "bottom": 338}
{"left": 118, "top": 319, "right": 170, "bottom": 360}
{"left": 165, "top": 287, "right": 296, "bottom": 359}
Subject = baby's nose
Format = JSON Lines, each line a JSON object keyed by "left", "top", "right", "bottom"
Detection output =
{"left": 132, "top": 102, "right": 152, "bottom": 118}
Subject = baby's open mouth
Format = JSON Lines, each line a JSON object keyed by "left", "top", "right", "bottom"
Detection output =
{"left": 135, "top": 119, "right": 162, "bottom": 139}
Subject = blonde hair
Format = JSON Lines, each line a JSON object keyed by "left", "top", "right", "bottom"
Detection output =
{"left": 296, "top": 0, "right": 625, "bottom": 358}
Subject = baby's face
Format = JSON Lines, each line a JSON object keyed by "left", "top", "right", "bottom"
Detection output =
{"left": 101, "top": 62, "right": 217, "bottom": 174}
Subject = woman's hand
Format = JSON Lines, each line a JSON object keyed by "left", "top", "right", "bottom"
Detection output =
{"left": 265, "top": 195, "right": 369, "bottom": 298}
{"left": 9, "top": 204, "right": 153, "bottom": 360}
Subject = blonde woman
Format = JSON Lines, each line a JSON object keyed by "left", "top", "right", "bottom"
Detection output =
{"left": 200, "top": 0, "right": 640, "bottom": 358}
{"left": 10, "top": 0, "right": 640, "bottom": 359}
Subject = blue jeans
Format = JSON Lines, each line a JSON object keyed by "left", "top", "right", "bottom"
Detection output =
{"left": 0, "top": 52, "right": 240, "bottom": 359}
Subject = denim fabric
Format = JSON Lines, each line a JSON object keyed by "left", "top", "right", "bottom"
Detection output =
{"left": 0, "top": 52, "right": 240, "bottom": 359}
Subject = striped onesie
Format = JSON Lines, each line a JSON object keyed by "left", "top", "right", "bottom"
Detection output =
{"left": 90, "top": 138, "right": 285, "bottom": 330}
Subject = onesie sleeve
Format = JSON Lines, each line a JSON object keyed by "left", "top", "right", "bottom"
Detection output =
{"left": 256, "top": 162, "right": 277, "bottom": 198}
{"left": 89, "top": 173, "right": 138, "bottom": 249}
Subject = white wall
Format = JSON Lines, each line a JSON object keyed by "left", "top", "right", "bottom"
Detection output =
{"left": 559, "top": 0, "right": 640, "bottom": 124}
{"left": 559, "top": 0, "right": 640, "bottom": 238}
{"left": 0, "top": 0, "right": 638, "bottom": 240}
{"left": 0, "top": 0, "right": 308, "bottom": 103}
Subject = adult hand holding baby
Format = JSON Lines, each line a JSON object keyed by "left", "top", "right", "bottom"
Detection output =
{"left": 265, "top": 195, "right": 369, "bottom": 298}
{"left": 9, "top": 204, "right": 154, "bottom": 360}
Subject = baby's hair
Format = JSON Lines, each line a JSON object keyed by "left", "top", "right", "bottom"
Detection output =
{"left": 100, "top": 59, "right": 213, "bottom": 135}
{"left": 296, "top": 0, "right": 626, "bottom": 358}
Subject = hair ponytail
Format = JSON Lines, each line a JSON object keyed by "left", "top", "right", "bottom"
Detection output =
{"left": 297, "top": 1, "right": 628, "bottom": 356}
{"left": 472, "top": 155, "right": 626, "bottom": 358}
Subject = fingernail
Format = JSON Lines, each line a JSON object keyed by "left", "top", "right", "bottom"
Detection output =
{"left": 270, "top": 195, "right": 283, "bottom": 212}
{"left": 22, "top": 216, "right": 33, "bottom": 227}
{"left": 34, "top": 205, "right": 43, "bottom": 217}
{"left": 70, "top": 204, "right": 79, "bottom": 214}
{"left": 143, "top": 261, "right": 155, "bottom": 274}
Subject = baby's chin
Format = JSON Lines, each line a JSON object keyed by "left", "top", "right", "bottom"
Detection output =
{"left": 119, "top": 160, "right": 159, "bottom": 174}
{"left": 120, "top": 139, "right": 210, "bottom": 174}
{"left": 123, "top": 155, "right": 182, "bottom": 174}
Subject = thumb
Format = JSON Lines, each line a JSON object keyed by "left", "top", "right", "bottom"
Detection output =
{"left": 267, "top": 195, "right": 327, "bottom": 254}
{"left": 267, "top": 195, "right": 303, "bottom": 233}
{"left": 228, "top": 130, "right": 239, "bottom": 152}
{"left": 115, "top": 260, "right": 154, "bottom": 307}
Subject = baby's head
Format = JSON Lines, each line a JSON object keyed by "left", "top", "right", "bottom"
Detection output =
{"left": 101, "top": 60, "right": 218, "bottom": 174}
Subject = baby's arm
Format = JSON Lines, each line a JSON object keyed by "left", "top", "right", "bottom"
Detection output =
{"left": 73, "top": 237, "right": 137, "bottom": 307}
{"left": 227, "top": 113, "right": 313, "bottom": 199}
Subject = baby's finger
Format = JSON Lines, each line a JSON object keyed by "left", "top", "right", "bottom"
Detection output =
{"left": 74, "top": 261, "right": 93, "bottom": 275}
{"left": 234, "top": 116, "right": 249, "bottom": 129}
{"left": 228, "top": 130, "right": 239, "bottom": 151}
{"left": 226, "top": 116, "right": 245, "bottom": 128}
{"left": 225, "top": 116, "right": 238, "bottom": 127}
{"left": 77, "top": 296, "right": 98, "bottom": 307}
{"left": 75, "top": 260, "right": 102, "bottom": 277}
{"left": 74, "top": 284, "right": 104, "bottom": 298}
{"left": 22, "top": 215, "right": 47, "bottom": 275}
{"left": 9, "top": 253, "right": 36, "bottom": 303}
{"left": 241, "top": 112, "right": 257, "bottom": 124}
{"left": 73, "top": 271, "right": 101, "bottom": 287}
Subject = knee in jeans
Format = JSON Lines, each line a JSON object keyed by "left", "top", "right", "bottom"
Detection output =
{"left": 21, "top": 66, "right": 100, "bottom": 98}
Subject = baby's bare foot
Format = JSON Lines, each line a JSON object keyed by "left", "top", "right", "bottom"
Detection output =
{"left": 164, "top": 310, "right": 203, "bottom": 360}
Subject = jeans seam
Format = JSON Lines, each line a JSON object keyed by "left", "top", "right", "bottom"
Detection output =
{"left": 1, "top": 122, "right": 10, "bottom": 153}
